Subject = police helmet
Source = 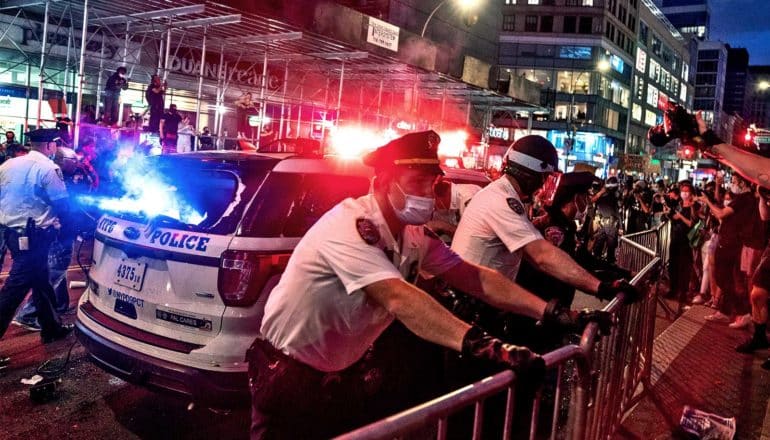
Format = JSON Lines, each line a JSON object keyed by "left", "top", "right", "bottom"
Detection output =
{"left": 503, "top": 135, "right": 558, "bottom": 196}
{"left": 605, "top": 176, "right": 619, "bottom": 189}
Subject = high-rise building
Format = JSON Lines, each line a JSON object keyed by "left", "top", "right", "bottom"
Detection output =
{"left": 497, "top": 0, "right": 689, "bottom": 173}
{"left": 692, "top": 40, "right": 729, "bottom": 139}
{"left": 629, "top": 0, "right": 692, "bottom": 155}
{"left": 656, "top": 0, "right": 710, "bottom": 39}
{"left": 497, "top": 0, "right": 639, "bottom": 172}
{"left": 747, "top": 66, "right": 770, "bottom": 129}
{"left": 724, "top": 47, "right": 750, "bottom": 118}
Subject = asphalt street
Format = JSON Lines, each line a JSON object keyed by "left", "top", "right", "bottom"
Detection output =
{"left": 0, "top": 240, "right": 250, "bottom": 440}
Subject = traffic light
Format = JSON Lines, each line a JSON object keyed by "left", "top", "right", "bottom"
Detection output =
{"left": 744, "top": 129, "right": 755, "bottom": 148}
{"left": 680, "top": 145, "right": 695, "bottom": 160}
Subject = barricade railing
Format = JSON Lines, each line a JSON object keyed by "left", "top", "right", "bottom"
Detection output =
{"left": 337, "top": 231, "right": 663, "bottom": 440}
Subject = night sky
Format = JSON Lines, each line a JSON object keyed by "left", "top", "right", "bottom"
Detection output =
{"left": 709, "top": 0, "right": 770, "bottom": 65}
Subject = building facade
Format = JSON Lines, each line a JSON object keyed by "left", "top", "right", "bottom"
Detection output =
{"left": 692, "top": 40, "right": 729, "bottom": 139}
{"left": 747, "top": 66, "right": 770, "bottom": 130}
{"left": 629, "top": 0, "right": 692, "bottom": 159}
{"left": 724, "top": 47, "right": 750, "bottom": 118}
{"left": 497, "top": 0, "right": 689, "bottom": 175}
{"left": 656, "top": 0, "right": 710, "bottom": 39}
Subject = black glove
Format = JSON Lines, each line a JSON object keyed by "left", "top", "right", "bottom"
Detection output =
{"left": 461, "top": 326, "right": 545, "bottom": 381}
{"left": 542, "top": 299, "right": 614, "bottom": 335}
{"left": 597, "top": 279, "right": 641, "bottom": 304}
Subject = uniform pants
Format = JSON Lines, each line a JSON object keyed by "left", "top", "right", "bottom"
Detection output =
{"left": 0, "top": 229, "right": 61, "bottom": 339}
{"left": 103, "top": 93, "right": 120, "bottom": 125}
{"left": 15, "top": 237, "right": 74, "bottom": 321}
{"left": 248, "top": 324, "right": 441, "bottom": 440}
{"left": 592, "top": 217, "right": 619, "bottom": 263}
{"left": 715, "top": 242, "right": 749, "bottom": 316}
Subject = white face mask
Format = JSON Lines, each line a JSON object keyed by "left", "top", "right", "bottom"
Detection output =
{"left": 388, "top": 182, "right": 435, "bottom": 225}
{"left": 730, "top": 183, "right": 746, "bottom": 194}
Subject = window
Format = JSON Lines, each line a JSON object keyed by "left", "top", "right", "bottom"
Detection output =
{"left": 527, "top": 0, "right": 540, "bottom": 4}
{"left": 559, "top": 46, "right": 592, "bottom": 59}
{"left": 646, "top": 84, "right": 659, "bottom": 107}
{"left": 697, "top": 61, "right": 718, "bottom": 72}
{"left": 632, "top": 103, "right": 642, "bottom": 121}
{"left": 699, "top": 50, "right": 720, "bottom": 60}
{"left": 503, "top": 15, "right": 515, "bottom": 31}
{"left": 578, "top": 16, "right": 592, "bottom": 34}
{"left": 644, "top": 110, "right": 658, "bottom": 127}
{"left": 651, "top": 34, "right": 662, "bottom": 56}
{"left": 695, "top": 73, "right": 716, "bottom": 84}
{"left": 540, "top": 15, "right": 553, "bottom": 32}
{"left": 680, "top": 83, "right": 688, "bottom": 102}
{"left": 525, "top": 15, "right": 538, "bottom": 32}
{"left": 582, "top": 0, "right": 593, "bottom": 5}
{"left": 606, "top": 109, "right": 619, "bottom": 130}
{"left": 564, "top": 16, "right": 577, "bottom": 33}
{"left": 639, "top": 20, "right": 648, "bottom": 46}
{"left": 504, "top": 0, "right": 516, "bottom": 3}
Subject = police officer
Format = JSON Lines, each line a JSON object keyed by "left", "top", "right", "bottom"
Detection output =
{"left": 517, "top": 172, "right": 632, "bottom": 350}
{"left": 452, "top": 136, "right": 638, "bottom": 310}
{"left": 0, "top": 129, "right": 74, "bottom": 364}
{"left": 13, "top": 146, "right": 90, "bottom": 329}
{"left": 591, "top": 176, "right": 621, "bottom": 262}
{"left": 249, "top": 131, "right": 607, "bottom": 439}
{"left": 427, "top": 177, "right": 482, "bottom": 243}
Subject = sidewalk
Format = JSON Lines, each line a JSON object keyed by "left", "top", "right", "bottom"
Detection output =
{"left": 616, "top": 305, "right": 770, "bottom": 440}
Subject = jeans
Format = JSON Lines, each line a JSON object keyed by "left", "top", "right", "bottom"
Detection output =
{"left": 0, "top": 228, "right": 61, "bottom": 339}
{"left": 15, "top": 238, "right": 74, "bottom": 322}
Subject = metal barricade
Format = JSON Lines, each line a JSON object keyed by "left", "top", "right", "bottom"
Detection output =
{"left": 337, "top": 232, "right": 663, "bottom": 440}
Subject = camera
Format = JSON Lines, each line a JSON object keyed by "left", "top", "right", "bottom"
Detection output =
{"left": 647, "top": 102, "right": 699, "bottom": 147}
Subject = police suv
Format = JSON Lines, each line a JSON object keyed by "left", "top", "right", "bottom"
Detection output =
{"left": 75, "top": 151, "right": 374, "bottom": 408}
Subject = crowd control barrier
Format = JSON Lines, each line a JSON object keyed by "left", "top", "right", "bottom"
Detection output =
{"left": 337, "top": 227, "right": 664, "bottom": 440}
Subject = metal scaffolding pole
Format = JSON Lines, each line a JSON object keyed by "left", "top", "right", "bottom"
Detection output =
{"left": 24, "top": 62, "right": 31, "bottom": 136}
{"left": 214, "top": 44, "right": 224, "bottom": 137}
{"left": 72, "top": 0, "right": 88, "bottom": 148}
{"left": 195, "top": 25, "right": 207, "bottom": 135}
{"left": 255, "top": 48, "right": 267, "bottom": 146}
{"left": 36, "top": 0, "right": 49, "bottom": 127}
{"left": 278, "top": 61, "right": 288, "bottom": 138}
{"left": 336, "top": 60, "right": 345, "bottom": 116}
{"left": 94, "top": 34, "right": 105, "bottom": 121}
{"left": 157, "top": 39, "right": 164, "bottom": 75}
{"left": 296, "top": 86, "right": 303, "bottom": 137}
{"left": 117, "top": 22, "right": 129, "bottom": 124}
{"left": 162, "top": 22, "right": 172, "bottom": 81}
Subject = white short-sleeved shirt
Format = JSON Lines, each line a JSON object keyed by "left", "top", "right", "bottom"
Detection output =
{"left": 261, "top": 194, "right": 462, "bottom": 372}
{"left": 432, "top": 183, "right": 482, "bottom": 227}
{"left": 0, "top": 150, "right": 68, "bottom": 228}
{"left": 451, "top": 177, "right": 542, "bottom": 281}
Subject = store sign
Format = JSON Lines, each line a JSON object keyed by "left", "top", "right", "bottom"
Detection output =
{"left": 367, "top": 17, "right": 399, "bottom": 52}
{"left": 168, "top": 55, "right": 282, "bottom": 90}
{"left": 657, "top": 92, "right": 669, "bottom": 110}
{"left": 636, "top": 48, "right": 647, "bottom": 74}
{"left": 610, "top": 55, "right": 624, "bottom": 74}
{"left": 487, "top": 126, "right": 510, "bottom": 141}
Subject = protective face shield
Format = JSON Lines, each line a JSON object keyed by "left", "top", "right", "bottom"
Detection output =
{"left": 388, "top": 182, "right": 436, "bottom": 225}
{"left": 538, "top": 173, "right": 563, "bottom": 207}
{"left": 503, "top": 136, "right": 559, "bottom": 199}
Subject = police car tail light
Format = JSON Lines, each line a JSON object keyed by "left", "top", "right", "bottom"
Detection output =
{"left": 217, "top": 250, "right": 291, "bottom": 307}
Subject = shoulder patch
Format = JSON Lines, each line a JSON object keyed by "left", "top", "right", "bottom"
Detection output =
{"left": 506, "top": 197, "right": 525, "bottom": 215}
{"left": 423, "top": 226, "right": 441, "bottom": 240}
{"left": 356, "top": 217, "right": 380, "bottom": 245}
{"left": 544, "top": 226, "right": 566, "bottom": 247}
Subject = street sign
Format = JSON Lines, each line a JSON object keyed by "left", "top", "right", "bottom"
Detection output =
{"left": 755, "top": 136, "right": 770, "bottom": 144}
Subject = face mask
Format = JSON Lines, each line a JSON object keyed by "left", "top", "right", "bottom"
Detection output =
{"left": 730, "top": 183, "right": 745, "bottom": 194}
{"left": 724, "top": 199, "right": 732, "bottom": 206}
{"left": 388, "top": 183, "right": 435, "bottom": 225}
{"left": 680, "top": 192, "right": 691, "bottom": 201}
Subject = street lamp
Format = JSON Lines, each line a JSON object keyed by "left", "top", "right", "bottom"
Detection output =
{"left": 759, "top": 80, "right": 770, "bottom": 91}
{"left": 421, "top": 0, "right": 480, "bottom": 37}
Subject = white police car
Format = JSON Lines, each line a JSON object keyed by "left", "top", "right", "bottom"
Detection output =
{"left": 75, "top": 151, "right": 374, "bottom": 408}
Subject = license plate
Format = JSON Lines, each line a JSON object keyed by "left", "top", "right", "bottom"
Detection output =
{"left": 114, "top": 259, "right": 147, "bottom": 291}
{"left": 156, "top": 309, "right": 212, "bottom": 331}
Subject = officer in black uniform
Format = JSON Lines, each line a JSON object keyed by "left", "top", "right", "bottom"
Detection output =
{"left": 591, "top": 176, "right": 621, "bottom": 263}
{"left": 516, "top": 172, "right": 632, "bottom": 351}
{"left": 0, "top": 129, "right": 74, "bottom": 366}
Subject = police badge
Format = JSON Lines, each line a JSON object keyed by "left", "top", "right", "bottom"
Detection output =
{"left": 506, "top": 197, "right": 525, "bottom": 215}
{"left": 356, "top": 218, "right": 380, "bottom": 245}
{"left": 544, "top": 226, "right": 566, "bottom": 247}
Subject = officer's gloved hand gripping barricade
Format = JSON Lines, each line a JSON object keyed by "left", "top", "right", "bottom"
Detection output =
{"left": 336, "top": 224, "right": 666, "bottom": 440}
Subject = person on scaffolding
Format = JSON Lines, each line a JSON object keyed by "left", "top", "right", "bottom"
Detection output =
{"left": 248, "top": 130, "right": 611, "bottom": 439}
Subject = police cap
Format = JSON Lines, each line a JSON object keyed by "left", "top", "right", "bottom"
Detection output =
{"left": 553, "top": 171, "right": 601, "bottom": 206}
{"left": 363, "top": 130, "right": 443, "bottom": 175}
{"left": 26, "top": 128, "right": 61, "bottom": 144}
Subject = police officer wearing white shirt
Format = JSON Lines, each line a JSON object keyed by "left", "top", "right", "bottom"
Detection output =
{"left": 249, "top": 131, "right": 609, "bottom": 439}
{"left": 452, "top": 135, "right": 639, "bottom": 311}
{"left": 0, "top": 129, "right": 74, "bottom": 366}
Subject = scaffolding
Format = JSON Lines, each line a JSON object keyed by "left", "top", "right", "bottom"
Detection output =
{"left": 0, "top": 0, "right": 545, "bottom": 148}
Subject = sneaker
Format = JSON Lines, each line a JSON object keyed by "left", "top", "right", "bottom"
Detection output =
{"left": 729, "top": 314, "right": 752, "bottom": 329}
{"left": 40, "top": 324, "right": 74, "bottom": 344}
{"left": 704, "top": 312, "right": 731, "bottom": 323}
{"left": 692, "top": 294, "right": 708, "bottom": 305}
{"left": 11, "top": 318, "right": 42, "bottom": 332}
